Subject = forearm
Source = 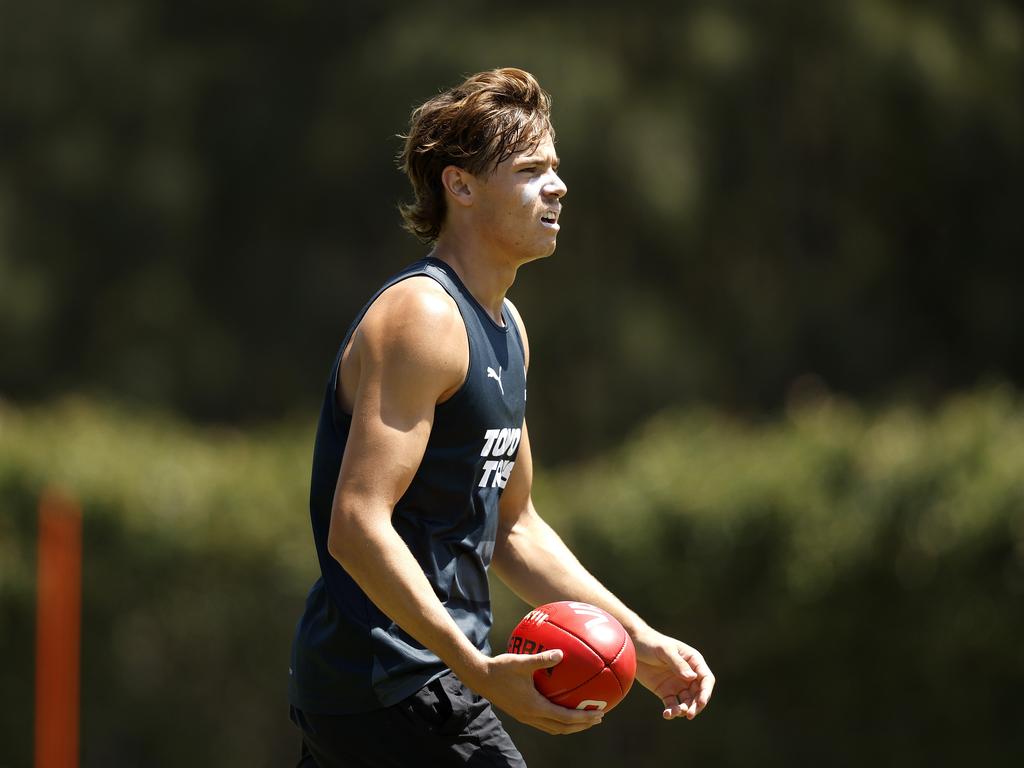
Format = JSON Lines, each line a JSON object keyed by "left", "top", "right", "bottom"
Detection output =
{"left": 329, "top": 505, "right": 486, "bottom": 678}
{"left": 492, "top": 508, "right": 650, "bottom": 638}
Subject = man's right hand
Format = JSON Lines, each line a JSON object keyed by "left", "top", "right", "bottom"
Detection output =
{"left": 461, "top": 650, "right": 605, "bottom": 735}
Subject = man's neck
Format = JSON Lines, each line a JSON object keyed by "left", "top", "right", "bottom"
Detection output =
{"left": 429, "top": 235, "right": 519, "bottom": 326}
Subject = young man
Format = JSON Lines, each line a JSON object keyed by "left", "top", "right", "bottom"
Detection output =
{"left": 289, "top": 68, "right": 714, "bottom": 766}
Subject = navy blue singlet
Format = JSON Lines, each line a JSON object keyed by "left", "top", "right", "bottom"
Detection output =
{"left": 289, "top": 257, "right": 528, "bottom": 714}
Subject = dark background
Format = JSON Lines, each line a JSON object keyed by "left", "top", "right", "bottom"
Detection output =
{"left": 4, "top": 0, "right": 1021, "bottom": 462}
{"left": 3, "top": 1, "right": 1024, "bottom": 766}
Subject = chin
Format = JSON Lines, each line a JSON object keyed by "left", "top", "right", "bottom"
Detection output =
{"left": 523, "top": 244, "right": 556, "bottom": 264}
{"left": 540, "top": 234, "right": 560, "bottom": 257}
{"left": 509, "top": 234, "right": 559, "bottom": 266}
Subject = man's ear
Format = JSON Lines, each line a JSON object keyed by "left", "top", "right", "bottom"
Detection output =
{"left": 441, "top": 165, "right": 475, "bottom": 208}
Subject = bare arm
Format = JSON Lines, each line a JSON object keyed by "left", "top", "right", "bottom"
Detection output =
{"left": 491, "top": 424, "right": 649, "bottom": 630}
{"left": 327, "top": 277, "right": 482, "bottom": 676}
{"left": 493, "top": 302, "right": 716, "bottom": 720}
{"left": 327, "top": 278, "right": 601, "bottom": 735}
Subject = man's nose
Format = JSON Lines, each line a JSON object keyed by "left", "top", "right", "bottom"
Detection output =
{"left": 545, "top": 171, "right": 567, "bottom": 199}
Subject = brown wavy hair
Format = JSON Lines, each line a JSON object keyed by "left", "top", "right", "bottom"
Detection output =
{"left": 397, "top": 68, "right": 554, "bottom": 243}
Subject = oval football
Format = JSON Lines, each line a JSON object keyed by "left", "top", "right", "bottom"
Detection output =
{"left": 507, "top": 601, "right": 637, "bottom": 712}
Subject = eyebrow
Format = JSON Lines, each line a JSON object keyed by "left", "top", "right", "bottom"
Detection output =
{"left": 514, "top": 154, "right": 560, "bottom": 167}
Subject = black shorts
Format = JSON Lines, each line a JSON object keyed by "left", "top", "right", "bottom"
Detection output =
{"left": 290, "top": 671, "right": 527, "bottom": 767}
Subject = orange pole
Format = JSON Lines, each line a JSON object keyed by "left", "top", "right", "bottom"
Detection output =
{"left": 34, "top": 489, "right": 82, "bottom": 768}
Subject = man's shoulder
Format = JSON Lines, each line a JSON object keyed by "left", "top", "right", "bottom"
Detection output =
{"left": 355, "top": 274, "right": 467, "bottom": 373}
{"left": 364, "top": 275, "right": 460, "bottom": 336}
{"left": 383, "top": 274, "right": 459, "bottom": 319}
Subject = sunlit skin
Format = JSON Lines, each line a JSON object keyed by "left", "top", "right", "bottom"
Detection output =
{"left": 468, "top": 133, "right": 566, "bottom": 264}
{"left": 328, "top": 124, "right": 714, "bottom": 737}
{"left": 431, "top": 131, "right": 566, "bottom": 325}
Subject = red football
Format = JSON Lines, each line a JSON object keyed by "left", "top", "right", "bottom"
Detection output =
{"left": 507, "top": 601, "right": 636, "bottom": 712}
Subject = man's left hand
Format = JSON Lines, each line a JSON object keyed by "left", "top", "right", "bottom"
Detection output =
{"left": 633, "top": 629, "right": 715, "bottom": 720}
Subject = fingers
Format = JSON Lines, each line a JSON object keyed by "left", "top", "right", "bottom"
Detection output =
{"left": 697, "top": 668, "right": 716, "bottom": 711}
{"left": 677, "top": 644, "right": 713, "bottom": 683}
{"left": 532, "top": 690, "right": 603, "bottom": 725}
{"left": 532, "top": 710, "right": 603, "bottom": 735}
{"left": 533, "top": 703, "right": 603, "bottom": 735}
{"left": 492, "top": 653, "right": 603, "bottom": 735}
{"left": 661, "top": 693, "right": 692, "bottom": 720}
{"left": 670, "top": 643, "right": 715, "bottom": 715}
{"left": 636, "top": 633, "right": 717, "bottom": 723}
{"left": 519, "top": 649, "right": 564, "bottom": 671}
{"left": 661, "top": 690, "right": 699, "bottom": 720}
{"left": 681, "top": 647, "right": 715, "bottom": 713}
{"left": 660, "top": 643, "right": 698, "bottom": 680}
{"left": 660, "top": 672, "right": 715, "bottom": 721}
{"left": 535, "top": 718, "right": 601, "bottom": 735}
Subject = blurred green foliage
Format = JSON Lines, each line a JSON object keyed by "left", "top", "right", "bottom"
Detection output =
{"left": 3, "top": 388, "right": 1022, "bottom": 765}
{"left": 0, "top": 397, "right": 316, "bottom": 766}
{"left": 2, "top": 0, "right": 1023, "bottom": 462}
{"left": 3, "top": 2, "right": 1023, "bottom": 762}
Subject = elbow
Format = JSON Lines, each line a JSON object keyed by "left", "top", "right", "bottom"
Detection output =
{"left": 327, "top": 502, "right": 361, "bottom": 566}
{"left": 326, "top": 529, "right": 347, "bottom": 566}
{"left": 327, "top": 497, "right": 388, "bottom": 567}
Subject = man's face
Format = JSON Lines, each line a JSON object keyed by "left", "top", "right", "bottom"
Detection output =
{"left": 473, "top": 132, "right": 567, "bottom": 263}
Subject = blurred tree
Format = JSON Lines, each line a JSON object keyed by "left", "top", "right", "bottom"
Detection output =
{"left": 1, "top": 0, "right": 1022, "bottom": 461}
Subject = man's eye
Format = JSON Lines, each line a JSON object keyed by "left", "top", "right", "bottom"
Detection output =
{"left": 519, "top": 167, "right": 538, "bottom": 174}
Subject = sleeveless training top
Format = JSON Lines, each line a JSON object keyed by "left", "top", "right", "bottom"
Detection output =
{"left": 288, "top": 256, "right": 528, "bottom": 714}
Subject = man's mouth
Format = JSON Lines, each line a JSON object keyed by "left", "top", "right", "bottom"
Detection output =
{"left": 541, "top": 211, "right": 560, "bottom": 228}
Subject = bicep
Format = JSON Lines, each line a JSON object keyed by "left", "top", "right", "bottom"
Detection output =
{"left": 334, "top": 352, "right": 436, "bottom": 516}
{"left": 331, "top": 283, "right": 468, "bottom": 525}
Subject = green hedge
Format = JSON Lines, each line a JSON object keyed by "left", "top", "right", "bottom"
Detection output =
{"left": 0, "top": 399, "right": 316, "bottom": 767}
{"left": 3, "top": 390, "right": 1023, "bottom": 766}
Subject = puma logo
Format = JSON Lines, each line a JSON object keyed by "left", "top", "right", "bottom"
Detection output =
{"left": 486, "top": 366, "right": 504, "bottom": 396}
